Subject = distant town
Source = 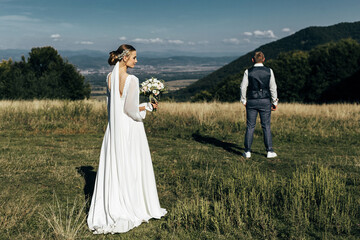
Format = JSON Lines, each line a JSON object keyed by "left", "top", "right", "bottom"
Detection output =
{"left": 81, "top": 56, "right": 236, "bottom": 97}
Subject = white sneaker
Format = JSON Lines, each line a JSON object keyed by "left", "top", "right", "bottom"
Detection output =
{"left": 267, "top": 151, "right": 277, "bottom": 158}
{"left": 243, "top": 152, "right": 251, "bottom": 158}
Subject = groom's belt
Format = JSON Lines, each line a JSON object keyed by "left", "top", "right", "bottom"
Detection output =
{"left": 247, "top": 89, "right": 270, "bottom": 99}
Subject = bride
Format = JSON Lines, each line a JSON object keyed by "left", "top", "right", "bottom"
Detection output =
{"left": 87, "top": 44, "right": 167, "bottom": 234}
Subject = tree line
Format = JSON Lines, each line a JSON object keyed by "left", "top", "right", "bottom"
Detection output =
{"left": 193, "top": 39, "right": 360, "bottom": 103}
{"left": 0, "top": 46, "right": 90, "bottom": 100}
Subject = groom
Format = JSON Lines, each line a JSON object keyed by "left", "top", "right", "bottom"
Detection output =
{"left": 240, "top": 51, "right": 278, "bottom": 158}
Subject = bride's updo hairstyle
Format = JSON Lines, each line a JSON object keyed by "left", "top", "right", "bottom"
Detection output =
{"left": 108, "top": 44, "right": 136, "bottom": 65}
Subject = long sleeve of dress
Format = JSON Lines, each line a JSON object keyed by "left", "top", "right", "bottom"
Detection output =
{"left": 124, "top": 76, "right": 146, "bottom": 122}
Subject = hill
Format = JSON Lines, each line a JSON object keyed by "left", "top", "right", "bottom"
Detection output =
{"left": 170, "top": 21, "right": 360, "bottom": 101}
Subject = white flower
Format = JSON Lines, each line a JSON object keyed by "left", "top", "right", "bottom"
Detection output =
{"left": 140, "top": 77, "right": 165, "bottom": 101}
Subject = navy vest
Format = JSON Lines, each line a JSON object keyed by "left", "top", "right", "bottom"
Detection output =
{"left": 247, "top": 66, "right": 271, "bottom": 100}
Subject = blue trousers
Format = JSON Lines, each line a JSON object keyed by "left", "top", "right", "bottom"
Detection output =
{"left": 244, "top": 98, "right": 274, "bottom": 152}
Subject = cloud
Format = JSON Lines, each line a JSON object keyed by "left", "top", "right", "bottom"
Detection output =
{"left": 253, "top": 30, "right": 276, "bottom": 38}
{"left": 131, "top": 38, "right": 184, "bottom": 44}
{"left": 243, "top": 32, "right": 253, "bottom": 36}
{"left": 0, "top": 15, "right": 42, "bottom": 29}
{"left": 168, "top": 39, "right": 184, "bottom": 44}
{"left": 51, "top": 33, "right": 61, "bottom": 41}
{"left": 132, "top": 38, "right": 149, "bottom": 43}
{"left": 0, "top": 14, "right": 73, "bottom": 38}
{"left": 132, "top": 38, "right": 164, "bottom": 44}
{"left": 76, "top": 41, "right": 94, "bottom": 45}
{"left": 150, "top": 38, "right": 164, "bottom": 43}
{"left": 243, "top": 38, "right": 251, "bottom": 43}
{"left": 187, "top": 40, "right": 209, "bottom": 46}
{"left": 282, "top": 28, "right": 291, "bottom": 32}
{"left": 0, "top": 15, "right": 40, "bottom": 22}
{"left": 119, "top": 36, "right": 127, "bottom": 41}
{"left": 223, "top": 38, "right": 241, "bottom": 45}
{"left": 51, "top": 34, "right": 61, "bottom": 38}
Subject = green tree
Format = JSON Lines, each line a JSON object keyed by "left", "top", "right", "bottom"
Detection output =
{"left": 28, "top": 47, "right": 63, "bottom": 78}
{"left": 0, "top": 59, "right": 12, "bottom": 98}
{"left": 191, "top": 90, "right": 214, "bottom": 102}
{"left": 0, "top": 46, "right": 90, "bottom": 100}
{"left": 267, "top": 51, "right": 310, "bottom": 102}
{"left": 305, "top": 38, "right": 360, "bottom": 102}
{"left": 213, "top": 72, "right": 244, "bottom": 102}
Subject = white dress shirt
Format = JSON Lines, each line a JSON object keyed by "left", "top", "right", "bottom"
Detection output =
{"left": 240, "top": 63, "right": 278, "bottom": 105}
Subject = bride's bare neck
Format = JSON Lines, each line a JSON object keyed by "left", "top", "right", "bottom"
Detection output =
{"left": 119, "top": 62, "right": 128, "bottom": 76}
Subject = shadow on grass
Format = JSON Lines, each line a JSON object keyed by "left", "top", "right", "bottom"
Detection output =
{"left": 76, "top": 166, "right": 97, "bottom": 213}
{"left": 192, "top": 132, "right": 247, "bottom": 155}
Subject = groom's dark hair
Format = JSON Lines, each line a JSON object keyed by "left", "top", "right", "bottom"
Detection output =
{"left": 253, "top": 51, "right": 265, "bottom": 63}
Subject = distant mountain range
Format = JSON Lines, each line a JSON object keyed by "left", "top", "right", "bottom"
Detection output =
{"left": 0, "top": 49, "right": 237, "bottom": 84}
{"left": 170, "top": 21, "right": 360, "bottom": 101}
{"left": 65, "top": 55, "right": 237, "bottom": 72}
{"left": 0, "top": 48, "right": 237, "bottom": 89}
{"left": 0, "top": 48, "right": 239, "bottom": 65}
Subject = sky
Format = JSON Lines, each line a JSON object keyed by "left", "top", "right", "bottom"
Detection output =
{"left": 0, "top": 0, "right": 359, "bottom": 56}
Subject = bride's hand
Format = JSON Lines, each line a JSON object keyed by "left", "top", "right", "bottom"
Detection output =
{"left": 151, "top": 102, "right": 158, "bottom": 110}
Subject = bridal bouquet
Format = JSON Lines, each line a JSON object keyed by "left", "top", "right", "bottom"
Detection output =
{"left": 140, "top": 77, "right": 166, "bottom": 105}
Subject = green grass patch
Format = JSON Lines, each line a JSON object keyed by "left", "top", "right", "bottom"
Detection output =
{"left": 0, "top": 101, "right": 359, "bottom": 239}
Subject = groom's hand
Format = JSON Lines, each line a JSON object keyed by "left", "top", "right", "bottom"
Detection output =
{"left": 271, "top": 104, "right": 277, "bottom": 111}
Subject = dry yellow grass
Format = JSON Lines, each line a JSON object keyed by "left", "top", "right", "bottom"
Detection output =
{"left": 2, "top": 100, "right": 358, "bottom": 121}
{"left": 40, "top": 194, "right": 87, "bottom": 240}
{"left": 1, "top": 100, "right": 358, "bottom": 140}
{"left": 0, "top": 99, "right": 104, "bottom": 112}
{"left": 160, "top": 102, "right": 360, "bottom": 120}
{"left": 276, "top": 102, "right": 360, "bottom": 119}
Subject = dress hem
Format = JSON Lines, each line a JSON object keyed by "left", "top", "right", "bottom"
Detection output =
{"left": 90, "top": 209, "right": 167, "bottom": 234}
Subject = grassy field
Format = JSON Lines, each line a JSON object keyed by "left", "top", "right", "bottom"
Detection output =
{"left": 0, "top": 100, "right": 359, "bottom": 239}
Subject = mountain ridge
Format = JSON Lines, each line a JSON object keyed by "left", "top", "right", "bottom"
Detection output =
{"left": 170, "top": 21, "right": 360, "bottom": 101}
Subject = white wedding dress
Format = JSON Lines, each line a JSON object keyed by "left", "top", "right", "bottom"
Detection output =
{"left": 87, "top": 62, "right": 167, "bottom": 234}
